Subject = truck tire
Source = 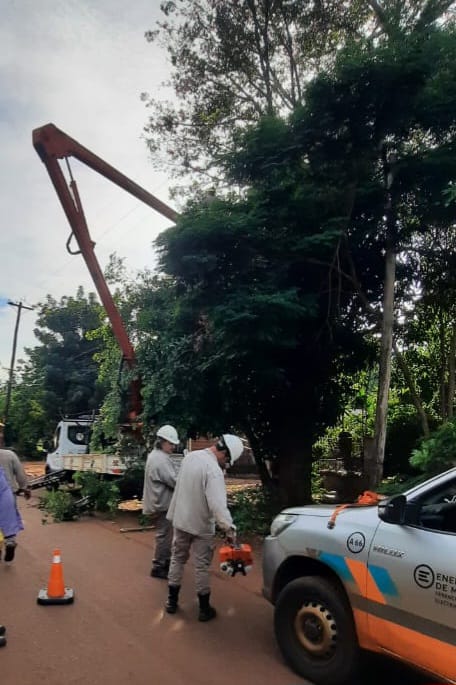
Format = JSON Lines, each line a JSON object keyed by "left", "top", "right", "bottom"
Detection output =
{"left": 274, "top": 576, "right": 359, "bottom": 685}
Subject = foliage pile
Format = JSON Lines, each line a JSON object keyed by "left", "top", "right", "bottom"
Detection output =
{"left": 39, "top": 471, "right": 120, "bottom": 523}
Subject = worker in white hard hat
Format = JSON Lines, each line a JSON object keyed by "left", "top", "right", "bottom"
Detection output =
{"left": 142, "top": 425, "right": 180, "bottom": 579}
{"left": 165, "top": 433, "right": 244, "bottom": 621}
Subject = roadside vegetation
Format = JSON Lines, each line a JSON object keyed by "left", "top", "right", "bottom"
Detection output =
{"left": 39, "top": 471, "right": 120, "bottom": 523}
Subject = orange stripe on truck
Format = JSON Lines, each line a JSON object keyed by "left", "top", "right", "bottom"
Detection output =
{"left": 354, "top": 610, "right": 455, "bottom": 683}
{"left": 345, "top": 558, "right": 386, "bottom": 605}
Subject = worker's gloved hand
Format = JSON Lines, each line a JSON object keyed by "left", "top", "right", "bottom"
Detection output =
{"left": 23, "top": 488, "right": 32, "bottom": 500}
{"left": 225, "top": 527, "right": 237, "bottom": 545}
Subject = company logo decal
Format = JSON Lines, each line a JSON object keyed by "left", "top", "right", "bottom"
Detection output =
{"left": 414, "top": 564, "right": 435, "bottom": 589}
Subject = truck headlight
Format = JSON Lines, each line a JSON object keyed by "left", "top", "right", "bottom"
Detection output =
{"left": 270, "top": 513, "right": 298, "bottom": 537}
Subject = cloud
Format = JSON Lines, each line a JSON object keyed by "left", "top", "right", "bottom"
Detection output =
{"left": 0, "top": 0, "right": 176, "bottom": 379}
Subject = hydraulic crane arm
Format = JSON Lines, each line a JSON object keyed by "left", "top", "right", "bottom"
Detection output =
{"left": 32, "top": 123, "right": 178, "bottom": 420}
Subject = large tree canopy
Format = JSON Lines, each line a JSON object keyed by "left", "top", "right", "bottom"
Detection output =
{"left": 133, "top": 22, "right": 456, "bottom": 502}
{"left": 142, "top": 0, "right": 455, "bottom": 190}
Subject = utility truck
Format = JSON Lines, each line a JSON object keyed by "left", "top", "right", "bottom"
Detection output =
{"left": 44, "top": 414, "right": 184, "bottom": 481}
{"left": 44, "top": 415, "right": 124, "bottom": 477}
{"left": 263, "top": 467, "right": 456, "bottom": 684}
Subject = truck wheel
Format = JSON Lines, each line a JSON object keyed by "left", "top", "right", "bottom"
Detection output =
{"left": 274, "top": 576, "right": 359, "bottom": 685}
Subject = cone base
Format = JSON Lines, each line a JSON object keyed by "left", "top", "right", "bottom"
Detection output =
{"left": 37, "top": 587, "right": 75, "bottom": 605}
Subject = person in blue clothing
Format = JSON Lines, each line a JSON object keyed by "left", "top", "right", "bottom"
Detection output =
{"left": 0, "top": 465, "right": 24, "bottom": 563}
{"left": 0, "top": 465, "right": 24, "bottom": 647}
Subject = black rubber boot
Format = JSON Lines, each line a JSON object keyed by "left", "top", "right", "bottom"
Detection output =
{"left": 0, "top": 628, "right": 6, "bottom": 648}
{"left": 165, "top": 585, "right": 180, "bottom": 614}
{"left": 4, "top": 540, "right": 16, "bottom": 562}
{"left": 198, "top": 593, "right": 217, "bottom": 622}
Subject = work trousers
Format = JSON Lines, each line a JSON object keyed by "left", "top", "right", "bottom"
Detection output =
{"left": 168, "top": 528, "right": 215, "bottom": 595}
{"left": 152, "top": 511, "right": 173, "bottom": 572}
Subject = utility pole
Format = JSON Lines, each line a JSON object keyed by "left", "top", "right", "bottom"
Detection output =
{"left": 3, "top": 300, "right": 33, "bottom": 431}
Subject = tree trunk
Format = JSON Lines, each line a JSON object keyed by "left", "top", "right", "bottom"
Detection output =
{"left": 369, "top": 145, "right": 398, "bottom": 489}
{"left": 371, "top": 243, "right": 395, "bottom": 488}
{"left": 276, "top": 442, "right": 313, "bottom": 507}
{"left": 393, "top": 342, "right": 430, "bottom": 438}
{"left": 448, "top": 322, "right": 456, "bottom": 419}
{"left": 439, "top": 310, "right": 447, "bottom": 420}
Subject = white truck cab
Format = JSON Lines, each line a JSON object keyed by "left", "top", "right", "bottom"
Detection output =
{"left": 46, "top": 418, "right": 92, "bottom": 472}
{"left": 46, "top": 418, "right": 125, "bottom": 476}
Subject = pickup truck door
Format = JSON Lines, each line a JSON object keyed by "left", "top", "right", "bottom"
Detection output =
{"left": 367, "top": 476, "right": 456, "bottom": 681}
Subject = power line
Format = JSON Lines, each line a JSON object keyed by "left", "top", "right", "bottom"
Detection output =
{"left": 3, "top": 300, "right": 34, "bottom": 428}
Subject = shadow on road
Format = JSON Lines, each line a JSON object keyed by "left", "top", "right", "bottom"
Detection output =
{"left": 352, "top": 652, "right": 434, "bottom": 685}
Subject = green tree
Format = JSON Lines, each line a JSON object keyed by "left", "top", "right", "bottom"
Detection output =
{"left": 135, "top": 130, "right": 372, "bottom": 505}
{"left": 142, "top": 0, "right": 370, "bottom": 188}
{"left": 142, "top": 0, "right": 454, "bottom": 190}
{"left": 7, "top": 288, "right": 106, "bottom": 453}
{"left": 138, "top": 24, "right": 456, "bottom": 500}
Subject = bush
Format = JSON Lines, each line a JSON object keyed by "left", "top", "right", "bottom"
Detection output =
{"left": 384, "top": 405, "right": 425, "bottom": 476}
{"left": 377, "top": 472, "right": 429, "bottom": 496}
{"left": 410, "top": 418, "right": 456, "bottom": 476}
{"left": 39, "top": 471, "right": 120, "bottom": 522}
{"left": 73, "top": 471, "right": 120, "bottom": 513}
{"left": 39, "top": 490, "right": 79, "bottom": 522}
{"left": 229, "top": 485, "right": 281, "bottom": 537}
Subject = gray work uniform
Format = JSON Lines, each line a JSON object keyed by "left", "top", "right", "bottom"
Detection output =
{"left": 142, "top": 448, "right": 177, "bottom": 572}
{"left": 0, "top": 450, "right": 28, "bottom": 493}
{"left": 167, "top": 448, "right": 234, "bottom": 595}
{"left": 0, "top": 450, "right": 28, "bottom": 548}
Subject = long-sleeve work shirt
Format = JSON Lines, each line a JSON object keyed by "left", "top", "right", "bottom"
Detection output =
{"left": 167, "top": 448, "right": 234, "bottom": 536}
{"left": 0, "top": 449, "right": 29, "bottom": 492}
{"left": 142, "top": 448, "right": 177, "bottom": 514}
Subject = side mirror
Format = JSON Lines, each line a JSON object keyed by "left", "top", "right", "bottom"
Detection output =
{"left": 378, "top": 494, "right": 420, "bottom": 525}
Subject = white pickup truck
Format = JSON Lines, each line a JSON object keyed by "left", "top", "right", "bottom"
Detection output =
{"left": 263, "top": 467, "right": 456, "bottom": 684}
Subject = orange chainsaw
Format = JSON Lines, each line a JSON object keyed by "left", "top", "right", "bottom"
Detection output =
{"left": 219, "top": 542, "right": 253, "bottom": 577}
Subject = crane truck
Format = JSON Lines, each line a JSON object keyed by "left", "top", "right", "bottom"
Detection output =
{"left": 32, "top": 123, "right": 179, "bottom": 481}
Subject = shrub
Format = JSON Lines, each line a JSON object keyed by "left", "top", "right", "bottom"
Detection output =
{"left": 39, "top": 471, "right": 120, "bottom": 522}
{"left": 39, "top": 490, "right": 79, "bottom": 522}
{"left": 229, "top": 485, "right": 281, "bottom": 537}
{"left": 410, "top": 418, "right": 456, "bottom": 476}
{"left": 73, "top": 471, "right": 120, "bottom": 514}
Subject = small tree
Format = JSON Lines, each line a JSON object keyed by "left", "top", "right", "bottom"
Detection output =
{"left": 411, "top": 418, "right": 456, "bottom": 475}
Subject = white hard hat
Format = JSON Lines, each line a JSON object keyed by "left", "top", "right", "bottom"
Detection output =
{"left": 222, "top": 434, "right": 244, "bottom": 465}
{"left": 156, "top": 425, "right": 180, "bottom": 445}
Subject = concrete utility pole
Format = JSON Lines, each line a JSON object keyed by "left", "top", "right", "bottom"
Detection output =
{"left": 3, "top": 300, "right": 33, "bottom": 429}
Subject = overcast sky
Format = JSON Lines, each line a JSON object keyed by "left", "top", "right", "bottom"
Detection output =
{"left": 0, "top": 0, "right": 175, "bottom": 381}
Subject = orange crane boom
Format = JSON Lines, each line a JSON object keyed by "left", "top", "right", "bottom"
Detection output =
{"left": 32, "top": 123, "right": 178, "bottom": 420}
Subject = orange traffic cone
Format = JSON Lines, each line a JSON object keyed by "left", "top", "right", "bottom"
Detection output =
{"left": 37, "top": 549, "right": 74, "bottom": 605}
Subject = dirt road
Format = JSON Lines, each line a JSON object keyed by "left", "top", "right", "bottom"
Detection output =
{"left": 1, "top": 494, "right": 428, "bottom": 685}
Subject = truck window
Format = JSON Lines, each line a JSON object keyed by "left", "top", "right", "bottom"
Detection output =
{"left": 67, "top": 426, "right": 90, "bottom": 446}
{"left": 414, "top": 476, "right": 456, "bottom": 534}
